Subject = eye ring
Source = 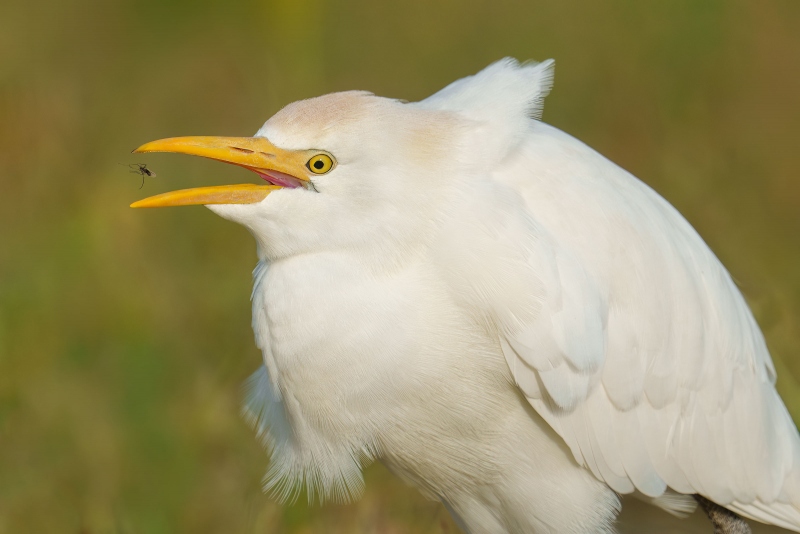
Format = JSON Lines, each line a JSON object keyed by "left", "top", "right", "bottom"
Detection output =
{"left": 307, "top": 153, "right": 334, "bottom": 174}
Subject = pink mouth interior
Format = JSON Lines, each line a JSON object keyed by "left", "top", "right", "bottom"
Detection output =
{"left": 255, "top": 169, "right": 305, "bottom": 189}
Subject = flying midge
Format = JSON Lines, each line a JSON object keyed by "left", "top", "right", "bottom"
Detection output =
{"left": 121, "top": 163, "right": 156, "bottom": 189}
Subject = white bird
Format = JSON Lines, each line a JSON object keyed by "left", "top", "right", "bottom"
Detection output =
{"left": 131, "top": 58, "right": 800, "bottom": 534}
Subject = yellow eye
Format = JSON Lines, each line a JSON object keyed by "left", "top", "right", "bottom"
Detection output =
{"left": 307, "top": 153, "right": 334, "bottom": 174}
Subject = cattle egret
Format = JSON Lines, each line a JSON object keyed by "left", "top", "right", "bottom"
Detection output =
{"left": 132, "top": 59, "right": 800, "bottom": 533}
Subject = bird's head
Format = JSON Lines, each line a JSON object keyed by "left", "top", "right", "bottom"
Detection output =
{"left": 132, "top": 58, "right": 554, "bottom": 262}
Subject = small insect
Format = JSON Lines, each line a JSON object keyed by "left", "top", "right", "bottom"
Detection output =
{"left": 121, "top": 163, "right": 156, "bottom": 189}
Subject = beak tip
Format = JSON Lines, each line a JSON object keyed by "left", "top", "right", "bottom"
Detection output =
{"left": 130, "top": 198, "right": 152, "bottom": 208}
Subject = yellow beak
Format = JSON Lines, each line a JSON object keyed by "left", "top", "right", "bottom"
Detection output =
{"left": 130, "top": 136, "right": 315, "bottom": 208}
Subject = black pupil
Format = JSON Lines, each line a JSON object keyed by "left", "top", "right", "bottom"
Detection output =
{"left": 313, "top": 160, "right": 324, "bottom": 169}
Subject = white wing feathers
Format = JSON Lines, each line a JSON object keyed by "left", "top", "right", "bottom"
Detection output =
{"left": 427, "top": 59, "right": 800, "bottom": 530}
{"left": 503, "top": 244, "right": 606, "bottom": 409}
{"left": 513, "top": 133, "right": 800, "bottom": 530}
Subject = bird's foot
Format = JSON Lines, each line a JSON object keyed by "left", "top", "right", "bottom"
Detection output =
{"left": 694, "top": 495, "right": 752, "bottom": 534}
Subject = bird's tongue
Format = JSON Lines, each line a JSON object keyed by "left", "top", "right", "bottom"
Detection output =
{"left": 256, "top": 169, "right": 304, "bottom": 189}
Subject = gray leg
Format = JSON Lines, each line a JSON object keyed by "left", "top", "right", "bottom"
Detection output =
{"left": 694, "top": 495, "right": 752, "bottom": 534}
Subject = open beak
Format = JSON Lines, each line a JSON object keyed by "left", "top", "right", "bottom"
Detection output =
{"left": 130, "top": 136, "right": 314, "bottom": 208}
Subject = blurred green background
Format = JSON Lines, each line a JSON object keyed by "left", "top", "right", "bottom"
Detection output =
{"left": 1, "top": 0, "right": 799, "bottom": 532}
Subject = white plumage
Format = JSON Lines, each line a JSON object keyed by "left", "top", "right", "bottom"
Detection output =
{"left": 134, "top": 58, "right": 800, "bottom": 533}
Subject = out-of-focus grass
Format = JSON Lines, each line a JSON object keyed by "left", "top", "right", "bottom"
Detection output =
{"left": 0, "top": 1, "right": 799, "bottom": 532}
